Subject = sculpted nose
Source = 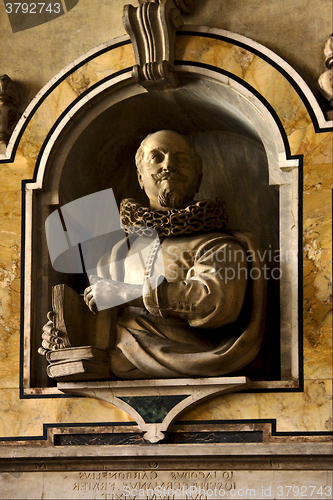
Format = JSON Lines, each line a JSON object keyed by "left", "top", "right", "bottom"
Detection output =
{"left": 162, "top": 154, "right": 174, "bottom": 171}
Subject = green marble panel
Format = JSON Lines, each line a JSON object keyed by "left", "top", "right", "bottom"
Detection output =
{"left": 119, "top": 395, "right": 190, "bottom": 423}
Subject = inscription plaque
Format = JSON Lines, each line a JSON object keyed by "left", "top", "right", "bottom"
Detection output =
{"left": 0, "top": 469, "right": 331, "bottom": 499}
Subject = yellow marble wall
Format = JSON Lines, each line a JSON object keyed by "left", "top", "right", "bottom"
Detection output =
{"left": 0, "top": 34, "right": 331, "bottom": 439}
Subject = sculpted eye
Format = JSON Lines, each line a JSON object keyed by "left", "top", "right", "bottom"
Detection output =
{"left": 176, "top": 154, "right": 191, "bottom": 166}
{"left": 149, "top": 152, "right": 164, "bottom": 163}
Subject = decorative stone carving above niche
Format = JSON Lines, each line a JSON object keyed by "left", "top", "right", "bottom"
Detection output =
{"left": 123, "top": 0, "right": 194, "bottom": 89}
{"left": 318, "top": 34, "right": 333, "bottom": 117}
{"left": 0, "top": 75, "right": 20, "bottom": 153}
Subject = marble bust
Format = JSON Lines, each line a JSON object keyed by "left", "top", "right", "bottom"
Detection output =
{"left": 40, "top": 130, "right": 266, "bottom": 380}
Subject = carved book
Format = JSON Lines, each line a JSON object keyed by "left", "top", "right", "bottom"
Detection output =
{"left": 46, "top": 346, "right": 109, "bottom": 363}
{"left": 47, "top": 359, "right": 112, "bottom": 381}
{"left": 46, "top": 284, "right": 114, "bottom": 381}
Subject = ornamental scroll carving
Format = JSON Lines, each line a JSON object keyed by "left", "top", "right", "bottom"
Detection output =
{"left": 318, "top": 35, "right": 333, "bottom": 108}
{"left": 123, "top": 0, "right": 194, "bottom": 90}
{"left": 0, "top": 75, "right": 20, "bottom": 152}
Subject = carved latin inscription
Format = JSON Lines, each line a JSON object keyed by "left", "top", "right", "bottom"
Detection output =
{"left": 71, "top": 470, "right": 237, "bottom": 499}
{"left": 1, "top": 469, "right": 330, "bottom": 498}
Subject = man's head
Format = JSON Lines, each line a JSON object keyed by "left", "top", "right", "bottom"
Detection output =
{"left": 135, "top": 130, "right": 203, "bottom": 210}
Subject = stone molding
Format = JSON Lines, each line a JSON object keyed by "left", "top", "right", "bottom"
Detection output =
{"left": 0, "top": 448, "right": 331, "bottom": 500}
{"left": 0, "top": 74, "right": 20, "bottom": 152}
{"left": 123, "top": 0, "right": 193, "bottom": 89}
{"left": 58, "top": 377, "right": 251, "bottom": 443}
{"left": 1, "top": 28, "right": 331, "bottom": 163}
{"left": 318, "top": 35, "right": 333, "bottom": 108}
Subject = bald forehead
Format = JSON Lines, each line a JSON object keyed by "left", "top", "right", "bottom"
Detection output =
{"left": 143, "top": 131, "right": 192, "bottom": 153}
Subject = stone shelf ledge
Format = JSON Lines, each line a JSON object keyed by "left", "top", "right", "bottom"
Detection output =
{"left": 58, "top": 376, "right": 251, "bottom": 443}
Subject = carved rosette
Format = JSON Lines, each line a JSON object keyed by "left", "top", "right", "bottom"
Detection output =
{"left": 318, "top": 35, "right": 333, "bottom": 108}
{"left": 0, "top": 75, "right": 20, "bottom": 148}
{"left": 123, "top": 0, "right": 194, "bottom": 90}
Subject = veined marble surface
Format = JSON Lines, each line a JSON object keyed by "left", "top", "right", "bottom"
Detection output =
{"left": 181, "top": 379, "right": 332, "bottom": 432}
{"left": 0, "top": 33, "right": 331, "bottom": 439}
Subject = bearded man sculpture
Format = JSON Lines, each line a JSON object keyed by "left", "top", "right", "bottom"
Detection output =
{"left": 40, "top": 130, "right": 266, "bottom": 380}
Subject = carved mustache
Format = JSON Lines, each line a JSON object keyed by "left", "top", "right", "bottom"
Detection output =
{"left": 151, "top": 171, "right": 188, "bottom": 183}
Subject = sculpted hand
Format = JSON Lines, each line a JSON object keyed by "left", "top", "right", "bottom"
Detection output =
{"left": 38, "top": 311, "right": 70, "bottom": 355}
{"left": 84, "top": 275, "right": 144, "bottom": 313}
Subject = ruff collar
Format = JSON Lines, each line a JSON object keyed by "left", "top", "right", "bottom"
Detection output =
{"left": 120, "top": 198, "right": 228, "bottom": 237}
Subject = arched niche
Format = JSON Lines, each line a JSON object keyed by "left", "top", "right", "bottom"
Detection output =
{"left": 23, "top": 37, "right": 300, "bottom": 391}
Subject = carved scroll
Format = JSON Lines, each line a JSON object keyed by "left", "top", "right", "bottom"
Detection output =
{"left": 123, "top": 0, "right": 194, "bottom": 90}
{"left": 0, "top": 75, "right": 20, "bottom": 151}
{"left": 318, "top": 35, "right": 333, "bottom": 108}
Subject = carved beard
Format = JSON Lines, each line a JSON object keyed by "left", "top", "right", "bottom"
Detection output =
{"left": 158, "top": 187, "right": 189, "bottom": 209}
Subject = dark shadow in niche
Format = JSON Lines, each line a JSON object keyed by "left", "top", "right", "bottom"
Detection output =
{"left": 32, "top": 76, "right": 280, "bottom": 386}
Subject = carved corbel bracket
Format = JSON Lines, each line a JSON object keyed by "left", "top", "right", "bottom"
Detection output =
{"left": 0, "top": 75, "right": 20, "bottom": 151}
{"left": 59, "top": 376, "right": 251, "bottom": 443}
{"left": 123, "top": 0, "right": 194, "bottom": 90}
{"left": 318, "top": 35, "right": 333, "bottom": 109}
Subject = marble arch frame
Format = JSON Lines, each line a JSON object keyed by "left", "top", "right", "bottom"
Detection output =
{"left": 24, "top": 66, "right": 298, "bottom": 392}
{"left": 9, "top": 27, "right": 330, "bottom": 397}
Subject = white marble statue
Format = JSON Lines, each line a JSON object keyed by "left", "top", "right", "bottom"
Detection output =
{"left": 41, "top": 131, "right": 266, "bottom": 380}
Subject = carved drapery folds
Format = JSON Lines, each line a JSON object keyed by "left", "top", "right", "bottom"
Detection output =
{"left": 0, "top": 75, "right": 20, "bottom": 151}
{"left": 123, "top": 0, "right": 194, "bottom": 90}
{"left": 318, "top": 35, "right": 333, "bottom": 109}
